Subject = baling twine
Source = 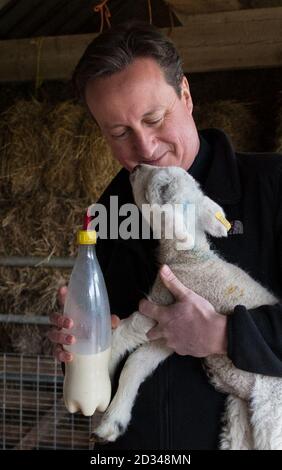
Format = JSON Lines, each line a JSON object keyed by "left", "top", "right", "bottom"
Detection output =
{"left": 94, "top": 0, "right": 111, "bottom": 33}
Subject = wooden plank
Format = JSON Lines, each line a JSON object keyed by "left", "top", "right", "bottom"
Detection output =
{"left": 3, "top": 426, "right": 90, "bottom": 449}
{"left": 0, "top": 388, "right": 60, "bottom": 408}
{"left": 0, "top": 33, "right": 97, "bottom": 82}
{"left": 165, "top": 7, "right": 282, "bottom": 73}
{"left": 13, "top": 400, "right": 67, "bottom": 450}
{"left": 0, "top": 7, "right": 281, "bottom": 82}
{"left": 168, "top": 0, "right": 282, "bottom": 19}
{"left": 168, "top": 0, "right": 242, "bottom": 18}
{"left": 0, "top": 354, "right": 91, "bottom": 450}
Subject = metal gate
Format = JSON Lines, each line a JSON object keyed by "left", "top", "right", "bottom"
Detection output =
{"left": 0, "top": 353, "right": 93, "bottom": 450}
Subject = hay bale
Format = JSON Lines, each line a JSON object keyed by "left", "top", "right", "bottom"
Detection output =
{"left": 0, "top": 98, "right": 121, "bottom": 200}
{"left": 0, "top": 266, "right": 71, "bottom": 316}
{"left": 0, "top": 192, "right": 92, "bottom": 257}
{"left": 79, "top": 117, "right": 121, "bottom": 201}
{"left": 0, "top": 324, "right": 53, "bottom": 355}
{"left": 194, "top": 100, "right": 258, "bottom": 152}
{"left": 0, "top": 265, "right": 71, "bottom": 354}
{"left": 43, "top": 101, "right": 121, "bottom": 199}
{"left": 0, "top": 99, "right": 49, "bottom": 197}
{"left": 42, "top": 101, "right": 86, "bottom": 196}
{"left": 8, "top": 324, "right": 43, "bottom": 355}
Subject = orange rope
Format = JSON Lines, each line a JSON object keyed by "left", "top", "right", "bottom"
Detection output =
{"left": 93, "top": 0, "right": 111, "bottom": 33}
{"left": 147, "top": 0, "right": 152, "bottom": 24}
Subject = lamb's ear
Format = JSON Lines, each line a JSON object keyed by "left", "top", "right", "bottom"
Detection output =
{"left": 199, "top": 196, "right": 231, "bottom": 237}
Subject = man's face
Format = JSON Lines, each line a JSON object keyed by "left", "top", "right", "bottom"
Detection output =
{"left": 85, "top": 57, "right": 200, "bottom": 172}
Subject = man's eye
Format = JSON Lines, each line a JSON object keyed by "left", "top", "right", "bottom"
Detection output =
{"left": 147, "top": 118, "right": 162, "bottom": 126}
{"left": 148, "top": 118, "right": 162, "bottom": 124}
{"left": 112, "top": 130, "right": 128, "bottom": 139}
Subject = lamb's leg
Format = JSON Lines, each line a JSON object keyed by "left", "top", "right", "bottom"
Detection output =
{"left": 251, "top": 375, "right": 282, "bottom": 450}
{"left": 109, "top": 311, "right": 156, "bottom": 380}
{"left": 205, "top": 355, "right": 254, "bottom": 401}
{"left": 219, "top": 395, "right": 253, "bottom": 450}
{"left": 91, "top": 340, "right": 172, "bottom": 443}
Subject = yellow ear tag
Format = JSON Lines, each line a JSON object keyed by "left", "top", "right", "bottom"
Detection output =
{"left": 215, "top": 211, "right": 231, "bottom": 231}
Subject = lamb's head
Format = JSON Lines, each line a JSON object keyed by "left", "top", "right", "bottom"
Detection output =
{"left": 130, "top": 164, "right": 230, "bottom": 250}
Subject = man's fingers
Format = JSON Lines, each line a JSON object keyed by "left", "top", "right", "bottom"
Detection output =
{"left": 54, "top": 345, "right": 73, "bottom": 362}
{"left": 47, "top": 328, "right": 76, "bottom": 346}
{"left": 146, "top": 326, "right": 164, "bottom": 342}
{"left": 139, "top": 298, "right": 161, "bottom": 321}
{"left": 159, "top": 264, "right": 190, "bottom": 301}
{"left": 57, "top": 285, "right": 68, "bottom": 308}
{"left": 111, "top": 315, "right": 120, "bottom": 329}
{"left": 50, "top": 311, "right": 118, "bottom": 330}
{"left": 49, "top": 313, "right": 73, "bottom": 329}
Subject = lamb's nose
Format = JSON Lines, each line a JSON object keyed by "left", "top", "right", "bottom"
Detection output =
{"left": 132, "top": 164, "right": 142, "bottom": 174}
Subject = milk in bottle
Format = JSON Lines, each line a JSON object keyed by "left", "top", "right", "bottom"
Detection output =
{"left": 63, "top": 226, "right": 112, "bottom": 416}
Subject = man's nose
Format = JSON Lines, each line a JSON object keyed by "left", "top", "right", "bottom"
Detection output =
{"left": 134, "top": 131, "right": 158, "bottom": 160}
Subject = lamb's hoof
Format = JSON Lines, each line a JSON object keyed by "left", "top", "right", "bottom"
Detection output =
{"left": 91, "top": 420, "right": 125, "bottom": 443}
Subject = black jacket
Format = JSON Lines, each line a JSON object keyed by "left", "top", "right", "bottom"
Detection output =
{"left": 95, "top": 128, "right": 282, "bottom": 450}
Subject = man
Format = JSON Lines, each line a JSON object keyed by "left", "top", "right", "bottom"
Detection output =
{"left": 48, "top": 22, "right": 282, "bottom": 449}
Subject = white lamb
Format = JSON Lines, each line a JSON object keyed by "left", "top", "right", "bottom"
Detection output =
{"left": 91, "top": 164, "right": 282, "bottom": 450}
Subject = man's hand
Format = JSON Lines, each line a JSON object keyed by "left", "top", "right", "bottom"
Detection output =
{"left": 138, "top": 264, "right": 227, "bottom": 357}
{"left": 48, "top": 285, "right": 121, "bottom": 362}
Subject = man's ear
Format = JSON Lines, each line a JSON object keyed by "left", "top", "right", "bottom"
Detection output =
{"left": 199, "top": 196, "right": 230, "bottom": 238}
{"left": 181, "top": 76, "right": 193, "bottom": 114}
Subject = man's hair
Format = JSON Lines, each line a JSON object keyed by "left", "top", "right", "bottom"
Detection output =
{"left": 72, "top": 21, "right": 184, "bottom": 105}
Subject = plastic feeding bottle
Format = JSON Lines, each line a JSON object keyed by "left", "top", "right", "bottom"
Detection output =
{"left": 63, "top": 215, "right": 112, "bottom": 416}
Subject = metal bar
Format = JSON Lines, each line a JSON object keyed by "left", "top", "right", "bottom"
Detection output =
{"left": 0, "top": 353, "right": 93, "bottom": 450}
{"left": 0, "top": 256, "right": 74, "bottom": 268}
{"left": 0, "top": 314, "right": 50, "bottom": 325}
{"left": 0, "top": 372, "right": 63, "bottom": 383}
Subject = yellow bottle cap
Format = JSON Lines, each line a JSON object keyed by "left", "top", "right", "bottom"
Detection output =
{"left": 77, "top": 230, "right": 97, "bottom": 245}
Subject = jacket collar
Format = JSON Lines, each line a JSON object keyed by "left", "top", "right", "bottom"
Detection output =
{"left": 199, "top": 128, "right": 241, "bottom": 205}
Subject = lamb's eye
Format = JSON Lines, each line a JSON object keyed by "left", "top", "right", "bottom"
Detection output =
{"left": 144, "top": 190, "right": 149, "bottom": 202}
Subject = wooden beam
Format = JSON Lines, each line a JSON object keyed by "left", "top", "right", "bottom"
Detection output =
{"left": 168, "top": 0, "right": 242, "bottom": 19}
{"left": 0, "top": 7, "right": 282, "bottom": 82}
{"left": 0, "top": 33, "right": 98, "bottom": 82}
{"left": 167, "top": 6, "right": 282, "bottom": 73}
{"left": 168, "top": 0, "right": 282, "bottom": 18}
